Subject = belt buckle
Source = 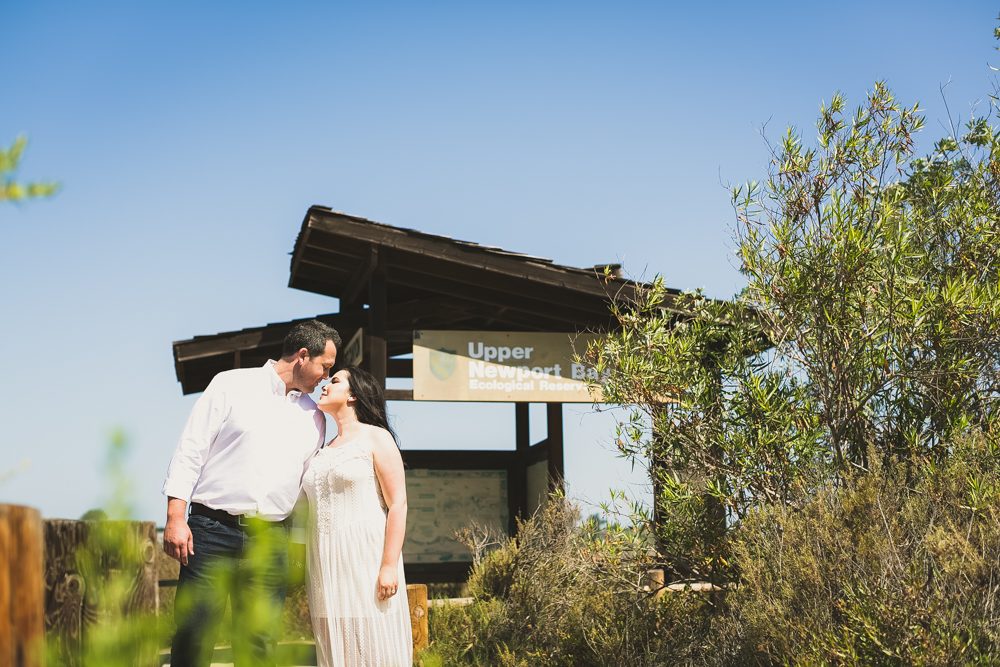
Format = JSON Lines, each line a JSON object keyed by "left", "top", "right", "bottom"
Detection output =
{"left": 237, "top": 510, "right": 258, "bottom": 527}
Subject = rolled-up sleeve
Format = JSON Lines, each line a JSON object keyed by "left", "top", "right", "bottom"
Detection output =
{"left": 162, "top": 377, "right": 228, "bottom": 501}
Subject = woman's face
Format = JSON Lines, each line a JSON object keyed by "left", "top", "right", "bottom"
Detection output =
{"left": 318, "top": 369, "right": 353, "bottom": 411}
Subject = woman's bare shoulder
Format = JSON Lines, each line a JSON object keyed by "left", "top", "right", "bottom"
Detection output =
{"left": 360, "top": 423, "right": 396, "bottom": 446}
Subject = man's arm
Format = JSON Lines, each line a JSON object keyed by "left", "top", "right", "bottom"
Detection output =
{"left": 162, "top": 377, "right": 227, "bottom": 564}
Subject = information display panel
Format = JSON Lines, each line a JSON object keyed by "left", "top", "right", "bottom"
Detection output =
{"left": 413, "top": 330, "right": 603, "bottom": 402}
{"left": 403, "top": 469, "right": 509, "bottom": 563}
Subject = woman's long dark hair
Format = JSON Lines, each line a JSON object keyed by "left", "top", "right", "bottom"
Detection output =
{"left": 342, "top": 365, "right": 399, "bottom": 446}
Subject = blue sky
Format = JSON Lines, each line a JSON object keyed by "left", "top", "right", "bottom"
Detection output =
{"left": 2, "top": 1, "right": 997, "bottom": 522}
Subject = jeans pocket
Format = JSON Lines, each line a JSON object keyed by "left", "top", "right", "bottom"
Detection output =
{"left": 188, "top": 514, "right": 240, "bottom": 557}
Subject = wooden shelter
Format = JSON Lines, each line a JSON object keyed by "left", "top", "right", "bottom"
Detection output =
{"left": 172, "top": 206, "right": 679, "bottom": 580}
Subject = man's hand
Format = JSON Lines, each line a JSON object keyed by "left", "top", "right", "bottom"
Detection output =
{"left": 163, "top": 498, "right": 194, "bottom": 565}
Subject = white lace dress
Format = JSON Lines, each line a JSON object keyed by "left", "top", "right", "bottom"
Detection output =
{"left": 302, "top": 438, "right": 412, "bottom": 667}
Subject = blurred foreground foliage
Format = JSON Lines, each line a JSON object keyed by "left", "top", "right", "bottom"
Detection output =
{"left": 46, "top": 433, "right": 165, "bottom": 666}
{"left": 49, "top": 519, "right": 165, "bottom": 666}
{"left": 1, "top": 135, "right": 57, "bottom": 203}
{"left": 45, "top": 433, "right": 315, "bottom": 666}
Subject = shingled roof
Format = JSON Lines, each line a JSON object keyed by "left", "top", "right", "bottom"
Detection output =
{"left": 173, "top": 205, "right": 678, "bottom": 394}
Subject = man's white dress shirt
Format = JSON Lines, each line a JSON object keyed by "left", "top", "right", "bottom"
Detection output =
{"left": 163, "top": 361, "right": 326, "bottom": 521}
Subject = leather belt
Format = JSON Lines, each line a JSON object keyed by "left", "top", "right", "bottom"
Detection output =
{"left": 190, "top": 502, "right": 289, "bottom": 529}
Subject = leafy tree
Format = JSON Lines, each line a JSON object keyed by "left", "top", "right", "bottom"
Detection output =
{"left": 1, "top": 135, "right": 58, "bottom": 202}
{"left": 590, "top": 81, "right": 1000, "bottom": 580}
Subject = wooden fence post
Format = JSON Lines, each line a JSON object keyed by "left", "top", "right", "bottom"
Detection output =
{"left": 44, "top": 520, "right": 158, "bottom": 666}
{"left": 0, "top": 504, "right": 45, "bottom": 667}
{"left": 407, "top": 583, "right": 428, "bottom": 654}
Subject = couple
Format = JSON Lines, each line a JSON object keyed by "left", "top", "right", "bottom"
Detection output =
{"left": 162, "top": 320, "right": 412, "bottom": 667}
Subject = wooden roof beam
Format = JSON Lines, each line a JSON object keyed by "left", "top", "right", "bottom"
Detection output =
{"left": 302, "top": 213, "right": 634, "bottom": 299}
{"left": 295, "top": 238, "right": 618, "bottom": 319}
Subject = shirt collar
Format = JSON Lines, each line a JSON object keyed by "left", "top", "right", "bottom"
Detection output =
{"left": 264, "top": 360, "right": 302, "bottom": 400}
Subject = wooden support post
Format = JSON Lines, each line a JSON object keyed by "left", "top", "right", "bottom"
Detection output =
{"left": 515, "top": 403, "right": 530, "bottom": 454}
{"left": 507, "top": 403, "right": 530, "bottom": 532}
{"left": 340, "top": 246, "right": 379, "bottom": 309}
{"left": 338, "top": 252, "right": 370, "bottom": 375}
{"left": 546, "top": 403, "right": 564, "bottom": 491}
{"left": 386, "top": 358, "right": 413, "bottom": 379}
{"left": 368, "top": 248, "right": 388, "bottom": 388}
{"left": 0, "top": 504, "right": 44, "bottom": 667}
{"left": 407, "top": 583, "right": 428, "bottom": 655}
{"left": 705, "top": 358, "right": 727, "bottom": 579}
{"left": 649, "top": 404, "right": 668, "bottom": 553}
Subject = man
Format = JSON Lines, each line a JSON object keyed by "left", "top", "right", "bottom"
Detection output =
{"left": 162, "top": 319, "right": 340, "bottom": 667}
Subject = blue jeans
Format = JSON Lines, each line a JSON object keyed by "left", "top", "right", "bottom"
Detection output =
{"left": 170, "top": 513, "right": 289, "bottom": 667}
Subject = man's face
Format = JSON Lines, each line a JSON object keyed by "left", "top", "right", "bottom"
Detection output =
{"left": 294, "top": 340, "right": 337, "bottom": 393}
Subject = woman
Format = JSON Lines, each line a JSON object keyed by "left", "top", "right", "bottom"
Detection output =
{"left": 302, "top": 366, "right": 412, "bottom": 667}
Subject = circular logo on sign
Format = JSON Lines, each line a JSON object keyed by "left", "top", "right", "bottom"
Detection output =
{"left": 429, "top": 348, "right": 457, "bottom": 381}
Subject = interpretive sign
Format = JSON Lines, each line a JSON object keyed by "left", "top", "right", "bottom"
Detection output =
{"left": 413, "top": 330, "right": 604, "bottom": 402}
{"left": 403, "top": 469, "right": 509, "bottom": 563}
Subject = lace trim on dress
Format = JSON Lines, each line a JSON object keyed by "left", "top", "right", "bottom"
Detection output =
{"left": 311, "top": 441, "right": 375, "bottom": 536}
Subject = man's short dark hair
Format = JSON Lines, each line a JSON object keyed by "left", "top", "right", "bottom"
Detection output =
{"left": 282, "top": 320, "right": 342, "bottom": 358}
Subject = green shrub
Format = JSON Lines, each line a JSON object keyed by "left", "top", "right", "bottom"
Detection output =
{"left": 466, "top": 538, "right": 519, "bottom": 601}
{"left": 587, "top": 57, "right": 1000, "bottom": 665}
{"left": 426, "top": 497, "right": 713, "bottom": 666}
{"left": 422, "top": 598, "right": 508, "bottom": 666}
{"left": 716, "top": 432, "right": 1000, "bottom": 665}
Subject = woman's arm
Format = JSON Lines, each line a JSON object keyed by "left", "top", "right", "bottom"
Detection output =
{"left": 373, "top": 429, "right": 407, "bottom": 600}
